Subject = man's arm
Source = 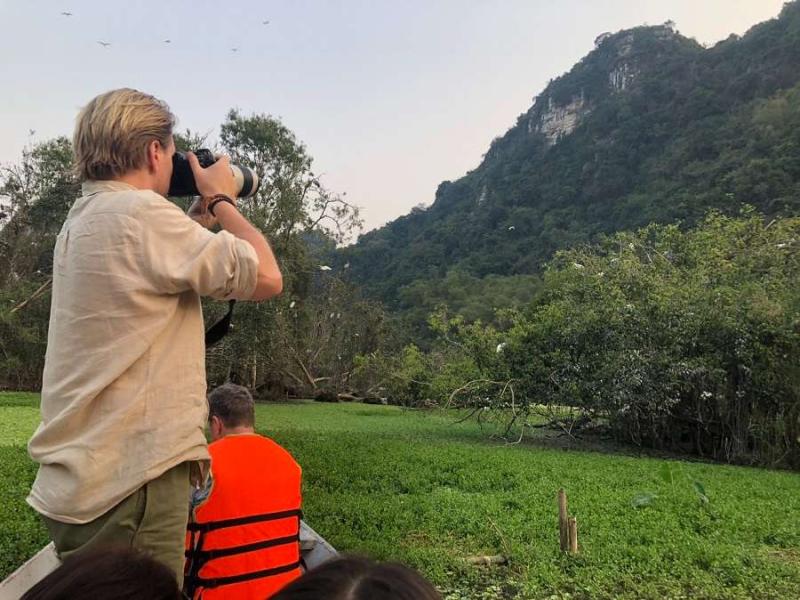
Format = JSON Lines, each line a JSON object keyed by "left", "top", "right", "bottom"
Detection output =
{"left": 187, "top": 153, "right": 282, "bottom": 301}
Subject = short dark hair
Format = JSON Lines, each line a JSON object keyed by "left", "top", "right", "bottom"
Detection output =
{"left": 21, "top": 546, "right": 182, "bottom": 600}
{"left": 208, "top": 383, "right": 255, "bottom": 428}
{"left": 271, "top": 556, "right": 441, "bottom": 600}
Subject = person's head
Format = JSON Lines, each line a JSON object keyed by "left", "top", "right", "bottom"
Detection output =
{"left": 73, "top": 88, "right": 176, "bottom": 195}
{"left": 20, "top": 546, "right": 183, "bottom": 600}
{"left": 271, "top": 556, "right": 441, "bottom": 600}
{"left": 207, "top": 383, "right": 256, "bottom": 441}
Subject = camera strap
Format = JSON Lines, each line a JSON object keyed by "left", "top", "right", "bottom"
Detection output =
{"left": 204, "top": 299, "right": 236, "bottom": 347}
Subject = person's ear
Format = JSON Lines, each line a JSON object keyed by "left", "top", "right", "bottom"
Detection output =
{"left": 145, "top": 139, "right": 160, "bottom": 173}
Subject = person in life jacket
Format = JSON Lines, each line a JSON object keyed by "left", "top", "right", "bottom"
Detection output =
{"left": 185, "top": 383, "right": 302, "bottom": 599}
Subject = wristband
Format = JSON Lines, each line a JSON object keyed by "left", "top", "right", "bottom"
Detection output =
{"left": 208, "top": 195, "right": 236, "bottom": 217}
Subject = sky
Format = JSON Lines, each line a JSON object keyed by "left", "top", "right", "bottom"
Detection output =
{"left": 0, "top": 0, "right": 787, "bottom": 234}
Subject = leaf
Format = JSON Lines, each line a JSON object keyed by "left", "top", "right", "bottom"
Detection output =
{"left": 693, "top": 480, "right": 709, "bottom": 505}
{"left": 659, "top": 463, "right": 674, "bottom": 485}
{"left": 631, "top": 492, "right": 657, "bottom": 508}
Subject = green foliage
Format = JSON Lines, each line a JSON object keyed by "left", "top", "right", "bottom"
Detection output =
{"left": 0, "top": 138, "right": 76, "bottom": 389}
{"left": 368, "top": 212, "right": 800, "bottom": 467}
{"left": 342, "top": 4, "right": 800, "bottom": 316}
{"left": 396, "top": 270, "right": 542, "bottom": 341}
{"left": 497, "top": 210, "right": 800, "bottom": 467}
{"left": 3, "top": 395, "right": 799, "bottom": 598}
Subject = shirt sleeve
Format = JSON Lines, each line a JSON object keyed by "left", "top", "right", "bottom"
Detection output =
{"left": 137, "top": 193, "right": 259, "bottom": 301}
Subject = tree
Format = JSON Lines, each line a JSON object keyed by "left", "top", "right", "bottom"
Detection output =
{"left": 0, "top": 138, "right": 77, "bottom": 388}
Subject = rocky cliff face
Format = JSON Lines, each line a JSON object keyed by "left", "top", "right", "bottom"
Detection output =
{"left": 531, "top": 93, "right": 589, "bottom": 145}
{"left": 523, "top": 23, "right": 681, "bottom": 147}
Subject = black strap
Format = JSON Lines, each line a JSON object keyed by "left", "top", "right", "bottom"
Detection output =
{"left": 186, "top": 533, "right": 298, "bottom": 561}
{"left": 187, "top": 561, "right": 302, "bottom": 590}
{"left": 184, "top": 529, "right": 207, "bottom": 598}
{"left": 204, "top": 299, "right": 236, "bottom": 347}
{"left": 188, "top": 509, "right": 303, "bottom": 533}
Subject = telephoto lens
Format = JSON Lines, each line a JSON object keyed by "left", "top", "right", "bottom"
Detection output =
{"left": 168, "top": 149, "right": 260, "bottom": 198}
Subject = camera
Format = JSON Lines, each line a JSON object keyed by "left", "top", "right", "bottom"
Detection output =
{"left": 168, "top": 149, "right": 260, "bottom": 198}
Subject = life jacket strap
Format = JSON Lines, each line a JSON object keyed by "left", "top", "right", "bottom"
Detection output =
{"left": 185, "top": 533, "right": 299, "bottom": 561}
{"left": 187, "top": 508, "right": 302, "bottom": 533}
{"left": 186, "top": 560, "right": 302, "bottom": 590}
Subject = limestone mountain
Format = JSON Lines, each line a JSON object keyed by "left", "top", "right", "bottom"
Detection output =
{"left": 340, "top": 3, "right": 800, "bottom": 311}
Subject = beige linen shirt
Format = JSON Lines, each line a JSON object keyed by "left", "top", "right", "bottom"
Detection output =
{"left": 27, "top": 180, "right": 259, "bottom": 524}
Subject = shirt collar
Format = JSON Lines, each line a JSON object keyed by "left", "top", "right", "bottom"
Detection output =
{"left": 81, "top": 179, "right": 140, "bottom": 196}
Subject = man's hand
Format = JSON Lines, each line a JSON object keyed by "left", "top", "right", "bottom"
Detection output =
{"left": 187, "top": 152, "right": 239, "bottom": 200}
{"left": 187, "top": 196, "right": 217, "bottom": 229}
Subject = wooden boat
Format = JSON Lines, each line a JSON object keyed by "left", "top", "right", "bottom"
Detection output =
{"left": 0, "top": 520, "right": 337, "bottom": 599}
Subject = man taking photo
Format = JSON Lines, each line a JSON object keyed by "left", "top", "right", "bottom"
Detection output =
{"left": 26, "top": 88, "right": 282, "bottom": 584}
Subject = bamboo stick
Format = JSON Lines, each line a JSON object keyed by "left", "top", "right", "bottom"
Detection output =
{"left": 568, "top": 516, "right": 578, "bottom": 555}
{"left": 558, "top": 488, "right": 568, "bottom": 552}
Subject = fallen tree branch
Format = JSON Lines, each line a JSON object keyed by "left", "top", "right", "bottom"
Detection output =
{"left": 9, "top": 279, "right": 52, "bottom": 314}
{"left": 465, "top": 555, "right": 508, "bottom": 566}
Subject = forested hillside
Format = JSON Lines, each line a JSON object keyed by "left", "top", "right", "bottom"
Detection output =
{"left": 341, "top": 2, "right": 800, "bottom": 311}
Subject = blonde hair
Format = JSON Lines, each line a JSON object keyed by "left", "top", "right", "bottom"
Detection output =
{"left": 73, "top": 88, "right": 176, "bottom": 181}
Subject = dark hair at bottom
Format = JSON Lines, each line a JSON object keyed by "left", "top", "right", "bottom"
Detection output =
{"left": 272, "top": 555, "right": 441, "bottom": 600}
{"left": 21, "top": 546, "right": 183, "bottom": 600}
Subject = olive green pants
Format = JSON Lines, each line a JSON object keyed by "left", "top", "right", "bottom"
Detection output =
{"left": 41, "top": 462, "right": 191, "bottom": 586}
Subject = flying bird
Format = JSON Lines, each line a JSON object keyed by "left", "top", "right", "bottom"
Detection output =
{"left": 163, "top": 39, "right": 171, "bottom": 44}
{"left": 262, "top": 19, "right": 270, "bottom": 25}
{"left": 231, "top": 47, "right": 239, "bottom": 53}
{"left": 61, "top": 11, "right": 73, "bottom": 17}
{"left": 97, "top": 41, "right": 111, "bottom": 47}
{"left": 29, "top": 129, "right": 36, "bottom": 136}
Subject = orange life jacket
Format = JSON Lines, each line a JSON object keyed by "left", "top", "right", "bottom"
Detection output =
{"left": 184, "top": 434, "right": 303, "bottom": 599}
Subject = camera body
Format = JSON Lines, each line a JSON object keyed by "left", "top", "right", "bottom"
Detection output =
{"left": 169, "top": 149, "right": 260, "bottom": 198}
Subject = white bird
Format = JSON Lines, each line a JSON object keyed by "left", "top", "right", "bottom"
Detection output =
{"left": 289, "top": 300, "right": 296, "bottom": 309}
{"left": 507, "top": 226, "right": 515, "bottom": 231}
{"left": 97, "top": 41, "right": 111, "bottom": 47}
{"left": 344, "top": 262, "right": 350, "bottom": 269}
{"left": 496, "top": 342, "right": 507, "bottom": 353}
{"left": 573, "top": 262, "right": 584, "bottom": 269}
{"left": 319, "top": 265, "right": 332, "bottom": 271}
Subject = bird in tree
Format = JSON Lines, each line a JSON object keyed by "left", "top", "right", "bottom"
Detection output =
{"left": 97, "top": 41, "right": 111, "bottom": 47}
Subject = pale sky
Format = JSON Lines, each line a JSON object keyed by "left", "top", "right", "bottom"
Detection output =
{"left": 0, "top": 0, "right": 786, "bottom": 233}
